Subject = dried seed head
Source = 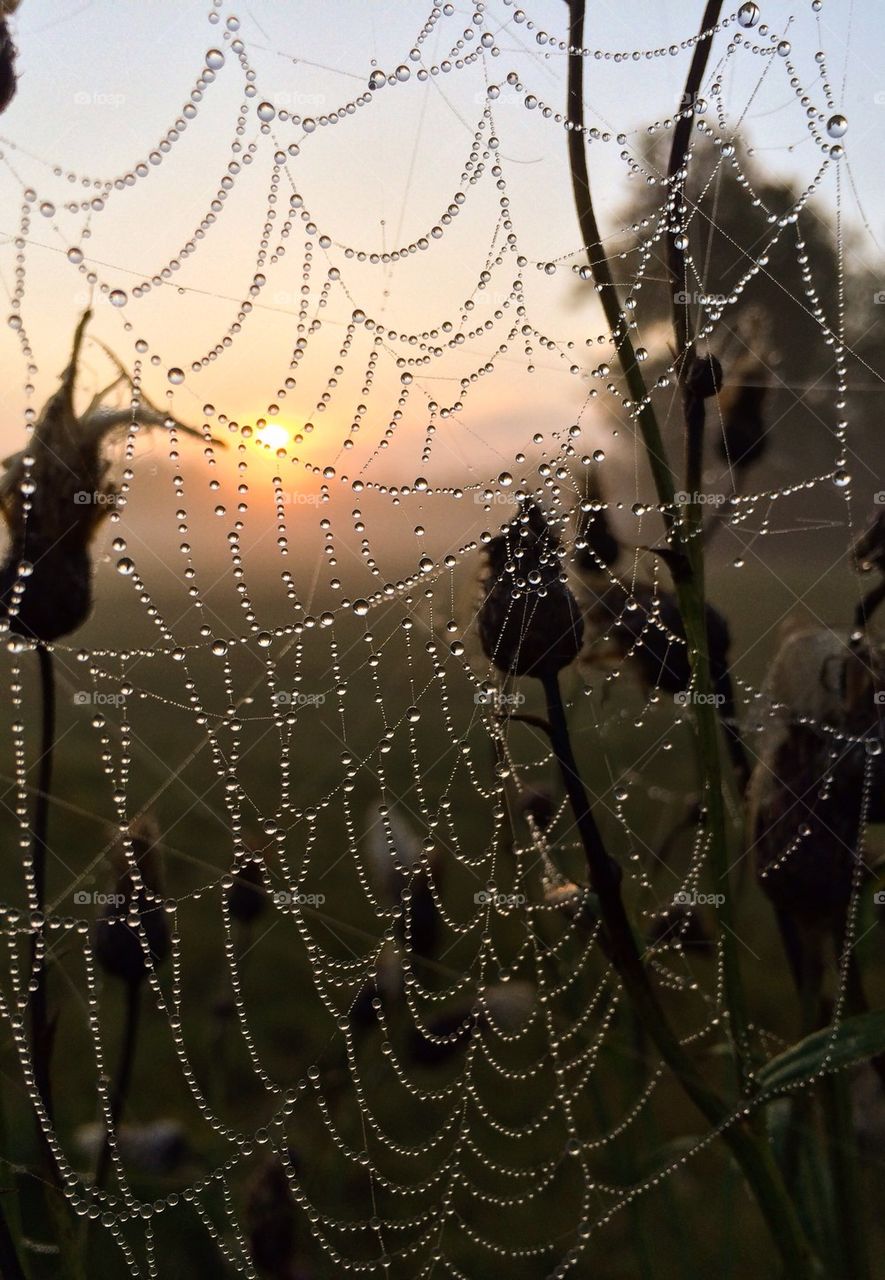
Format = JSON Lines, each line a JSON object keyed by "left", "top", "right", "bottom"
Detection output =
{"left": 227, "top": 857, "right": 268, "bottom": 925}
{"left": 684, "top": 351, "right": 723, "bottom": 399}
{"left": 0, "top": 312, "right": 209, "bottom": 642}
{"left": 245, "top": 1153, "right": 301, "bottom": 1277}
{"left": 0, "top": 18, "right": 16, "bottom": 115}
{"left": 93, "top": 814, "right": 170, "bottom": 984}
{"left": 717, "top": 349, "right": 769, "bottom": 470}
{"left": 478, "top": 502, "right": 583, "bottom": 679}
{"left": 519, "top": 786, "right": 555, "bottom": 832}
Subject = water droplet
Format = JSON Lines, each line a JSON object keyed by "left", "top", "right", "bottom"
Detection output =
{"left": 400, "top": 372, "right": 413, "bottom": 385}
{"left": 826, "top": 113, "right": 848, "bottom": 139}
{"left": 206, "top": 48, "right": 225, "bottom": 70}
{"left": 352, "top": 599, "right": 369, "bottom": 617}
{"left": 256, "top": 631, "right": 273, "bottom": 648}
{"left": 211, "top": 639, "right": 229, "bottom": 657}
{"left": 369, "top": 70, "right": 386, "bottom": 90}
{"left": 67, "top": 246, "right": 84, "bottom": 264}
{"left": 116, "top": 557, "right": 135, "bottom": 576}
{"left": 833, "top": 469, "right": 850, "bottom": 488}
{"left": 418, "top": 556, "right": 434, "bottom": 574}
{"left": 39, "top": 202, "right": 55, "bottom": 218}
{"left": 167, "top": 367, "right": 185, "bottom": 384}
{"left": 395, "top": 65, "right": 411, "bottom": 82}
{"left": 109, "top": 289, "right": 128, "bottom": 308}
{"left": 406, "top": 706, "right": 421, "bottom": 723}
{"left": 737, "top": 2, "right": 759, "bottom": 27}
{"left": 635, "top": 347, "right": 648, "bottom": 362}
{"left": 498, "top": 472, "right": 513, "bottom": 487}
{"left": 257, "top": 101, "right": 276, "bottom": 122}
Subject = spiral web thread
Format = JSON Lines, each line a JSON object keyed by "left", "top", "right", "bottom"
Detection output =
{"left": 0, "top": 1, "right": 878, "bottom": 1276}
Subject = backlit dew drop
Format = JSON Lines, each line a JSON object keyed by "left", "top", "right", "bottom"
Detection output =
{"left": 352, "top": 599, "right": 369, "bottom": 617}
{"left": 206, "top": 48, "right": 225, "bottom": 70}
{"left": 257, "top": 101, "right": 276, "bottom": 122}
{"left": 116, "top": 557, "right": 135, "bottom": 576}
{"left": 256, "top": 631, "right": 273, "bottom": 648}
{"left": 395, "top": 65, "right": 411, "bottom": 82}
{"left": 418, "top": 556, "right": 434, "bottom": 574}
{"left": 498, "top": 472, "right": 513, "bottom": 487}
{"left": 67, "top": 246, "right": 84, "bottom": 265}
{"left": 635, "top": 347, "right": 648, "bottom": 362}
{"left": 211, "top": 639, "right": 229, "bottom": 657}
{"left": 39, "top": 202, "right": 55, "bottom": 218}
{"left": 826, "top": 114, "right": 848, "bottom": 139}
{"left": 369, "top": 70, "right": 386, "bottom": 90}
{"left": 737, "top": 2, "right": 760, "bottom": 27}
{"left": 167, "top": 368, "right": 185, "bottom": 384}
{"left": 109, "top": 289, "right": 128, "bottom": 308}
{"left": 833, "top": 469, "right": 850, "bottom": 488}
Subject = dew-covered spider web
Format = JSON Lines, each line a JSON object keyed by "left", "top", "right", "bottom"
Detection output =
{"left": 0, "top": 1, "right": 883, "bottom": 1276}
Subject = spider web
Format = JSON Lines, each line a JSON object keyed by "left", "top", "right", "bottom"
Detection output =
{"left": 0, "top": 1, "right": 881, "bottom": 1277}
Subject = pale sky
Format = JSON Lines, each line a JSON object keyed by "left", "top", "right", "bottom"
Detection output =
{"left": 0, "top": 0, "right": 882, "bottom": 499}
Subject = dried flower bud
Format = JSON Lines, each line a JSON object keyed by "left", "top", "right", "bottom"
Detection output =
{"left": 227, "top": 857, "right": 268, "bottom": 925}
{"left": 519, "top": 787, "right": 555, "bottom": 832}
{"left": 93, "top": 815, "right": 170, "bottom": 985}
{"left": 478, "top": 502, "right": 583, "bottom": 679}
{"left": 0, "top": 18, "right": 16, "bottom": 115}
{"left": 245, "top": 1153, "right": 302, "bottom": 1279}
{"left": 684, "top": 352, "right": 723, "bottom": 399}
{"left": 717, "top": 351, "right": 769, "bottom": 470}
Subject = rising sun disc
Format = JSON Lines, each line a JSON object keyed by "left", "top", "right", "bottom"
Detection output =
{"left": 255, "top": 423, "right": 290, "bottom": 450}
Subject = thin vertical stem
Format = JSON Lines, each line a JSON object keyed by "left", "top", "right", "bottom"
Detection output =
{"left": 539, "top": 671, "right": 815, "bottom": 1277}
{"left": 566, "top": 0, "right": 751, "bottom": 1082}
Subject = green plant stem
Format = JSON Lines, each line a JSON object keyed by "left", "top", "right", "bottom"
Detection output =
{"left": 820, "top": 1072, "right": 868, "bottom": 1280}
{"left": 540, "top": 670, "right": 815, "bottom": 1278}
{"left": 94, "top": 980, "right": 142, "bottom": 1192}
{"left": 565, "top": 0, "right": 751, "bottom": 1081}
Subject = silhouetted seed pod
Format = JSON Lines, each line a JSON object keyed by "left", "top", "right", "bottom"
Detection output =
{"left": 519, "top": 786, "right": 555, "bottom": 832}
{"left": 717, "top": 352, "right": 769, "bottom": 470}
{"left": 0, "top": 18, "right": 16, "bottom": 115}
{"left": 478, "top": 502, "right": 583, "bottom": 679}
{"left": 748, "top": 630, "right": 884, "bottom": 925}
{"left": 245, "top": 1153, "right": 304, "bottom": 1280}
{"left": 228, "top": 857, "right": 268, "bottom": 925}
{"left": 93, "top": 816, "right": 170, "bottom": 985}
{"left": 684, "top": 352, "right": 723, "bottom": 399}
{"left": 0, "top": 311, "right": 210, "bottom": 641}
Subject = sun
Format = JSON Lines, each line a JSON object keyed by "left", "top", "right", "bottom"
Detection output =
{"left": 255, "top": 422, "right": 290, "bottom": 450}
